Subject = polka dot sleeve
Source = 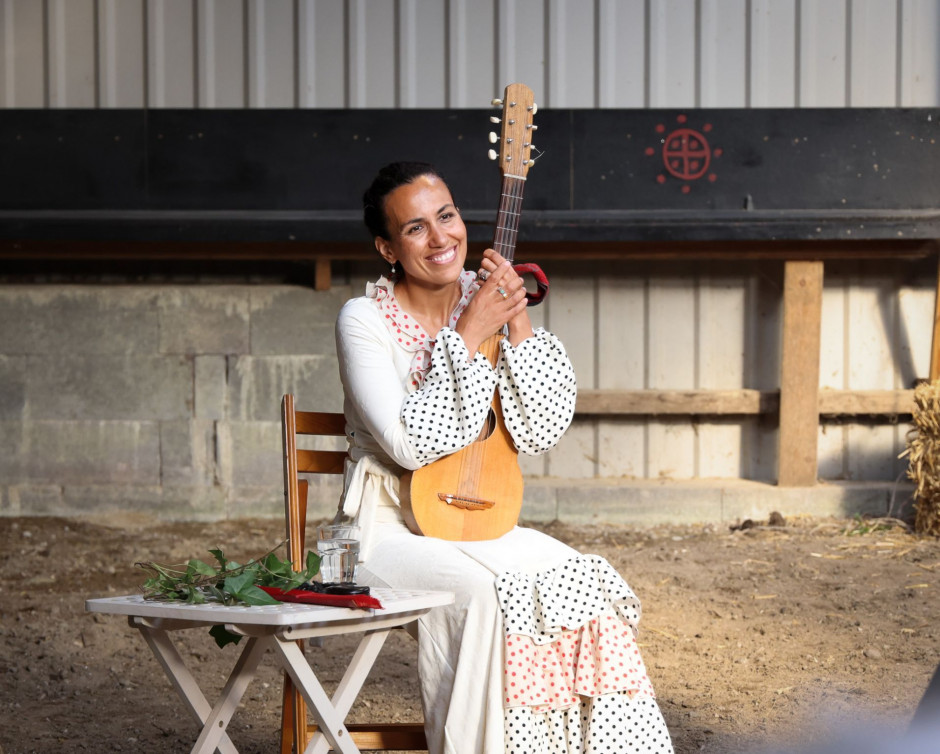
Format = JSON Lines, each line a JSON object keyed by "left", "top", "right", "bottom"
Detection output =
{"left": 401, "top": 327, "right": 499, "bottom": 466}
{"left": 496, "top": 328, "right": 577, "bottom": 456}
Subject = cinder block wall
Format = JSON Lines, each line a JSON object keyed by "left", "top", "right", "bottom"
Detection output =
{"left": 0, "top": 284, "right": 352, "bottom": 520}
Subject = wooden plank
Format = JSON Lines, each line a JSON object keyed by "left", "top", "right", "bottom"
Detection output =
{"left": 577, "top": 389, "right": 772, "bottom": 415}
{"left": 778, "top": 260, "right": 824, "bottom": 486}
{"left": 575, "top": 388, "right": 914, "bottom": 416}
{"left": 818, "top": 390, "right": 914, "bottom": 415}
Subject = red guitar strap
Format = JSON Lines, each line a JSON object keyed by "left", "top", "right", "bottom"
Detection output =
{"left": 513, "top": 262, "right": 549, "bottom": 306}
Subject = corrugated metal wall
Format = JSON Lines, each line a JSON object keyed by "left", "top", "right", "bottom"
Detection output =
{"left": 3, "top": 0, "right": 939, "bottom": 109}
{"left": 1, "top": 0, "right": 936, "bottom": 484}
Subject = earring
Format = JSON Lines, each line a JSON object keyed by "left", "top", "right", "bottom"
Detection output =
{"left": 390, "top": 262, "right": 397, "bottom": 275}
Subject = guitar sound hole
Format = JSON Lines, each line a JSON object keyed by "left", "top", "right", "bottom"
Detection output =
{"left": 474, "top": 408, "right": 497, "bottom": 442}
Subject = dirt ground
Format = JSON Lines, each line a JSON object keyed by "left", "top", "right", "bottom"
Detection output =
{"left": 0, "top": 513, "right": 937, "bottom": 754}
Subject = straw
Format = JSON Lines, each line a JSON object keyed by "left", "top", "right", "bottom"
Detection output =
{"left": 901, "top": 380, "right": 940, "bottom": 536}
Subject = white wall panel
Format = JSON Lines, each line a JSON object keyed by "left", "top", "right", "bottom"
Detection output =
{"left": 0, "top": 0, "right": 46, "bottom": 107}
{"left": 348, "top": 0, "right": 395, "bottom": 106}
{"left": 148, "top": 0, "right": 196, "bottom": 107}
{"left": 498, "top": 0, "right": 547, "bottom": 103}
{"left": 299, "top": 0, "right": 346, "bottom": 107}
{"left": 900, "top": 0, "right": 940, "bottom": 106}
{"left": 2, "top": 0, "right": 939, "bottom": 110}
{"left": 750, "top": 0, "right": 797, "bottom": 106}
{"left": 597, "top": 0, "right": 646, "bottom": 107}
{"left": 799, "top": 0, "right": 848, "bottom": 106}
{"left": 198, "top": 0, "right": 245, "bottom": 107}
{"left": 399, "top": 0, "right": 446, "bottom": 107}
{"left": 700, "top": 0, "right": 747, "bottom": 107}
{"left": 547, "top": 0, "right": 595, "bottom": 108}
{"left": 448, "top": 0, "right": 497, "bottom": 108}
{"left": 247, "top": 0, "right": 295, "bottom": 107}
{"left": 48, "top": 0, "right": 96, "bottom": 107}
{"left": 99, "top": 0, "right": 146, "bottom": 107}
{"left": 648, "top": 0, "right": 697, "bottom": 107}
{"left": 850, "top": 0, "right": 899, "bottom": 106}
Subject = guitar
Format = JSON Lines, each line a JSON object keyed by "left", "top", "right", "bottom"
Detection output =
{"left": 400, "top": 83, "right": 538, "bottom": 541}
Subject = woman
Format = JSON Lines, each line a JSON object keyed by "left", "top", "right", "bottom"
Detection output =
{"left": 335, "top": 162, "right": 673, "bottom": 754}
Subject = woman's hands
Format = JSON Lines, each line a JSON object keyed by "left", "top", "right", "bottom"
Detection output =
{"left": 454, "top": 248, "right": 533, "bottom": 355}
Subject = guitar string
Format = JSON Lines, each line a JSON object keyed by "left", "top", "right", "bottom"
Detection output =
{"left": 458, "top": 175, "right": 525, "bottom": 503}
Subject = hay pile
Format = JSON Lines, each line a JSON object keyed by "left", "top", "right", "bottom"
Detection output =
{"left": 904, "top": 380, "right": 940, "bottom": 536}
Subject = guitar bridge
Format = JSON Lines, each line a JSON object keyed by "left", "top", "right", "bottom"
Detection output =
{"left": 437, "top": 493, "right": 496, "bottom": 511}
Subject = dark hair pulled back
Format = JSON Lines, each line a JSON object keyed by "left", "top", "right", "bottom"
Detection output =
{"left": 362, "top": 162, "right": 449, "bottom": 240}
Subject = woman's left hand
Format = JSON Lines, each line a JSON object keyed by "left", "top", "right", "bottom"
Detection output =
{"left": 472, "top": 248, "right": 533, "bottom": 347}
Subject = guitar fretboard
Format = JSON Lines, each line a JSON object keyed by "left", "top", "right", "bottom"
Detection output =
{"left": 492, "top": 175, "right": 526, "bottom": 265}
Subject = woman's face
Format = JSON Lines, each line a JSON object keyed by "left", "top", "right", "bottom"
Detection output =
{"left": 375, "top": 173, "right": 468, "bottom": 290}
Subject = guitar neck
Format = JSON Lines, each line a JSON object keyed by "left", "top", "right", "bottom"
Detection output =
{"left": 480, "top": 173, "right": 526, "bottom": 364}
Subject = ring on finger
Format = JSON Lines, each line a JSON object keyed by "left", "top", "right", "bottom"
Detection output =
{"left": 477, "top": 269, "right": 490, "bottom": 282}
{"left": 496, "top": 286, "right": 508, "bottom": 299}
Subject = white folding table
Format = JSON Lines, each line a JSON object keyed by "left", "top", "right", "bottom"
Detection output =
{"left": 86, "top": 588, "right": 453, "bottom": 754}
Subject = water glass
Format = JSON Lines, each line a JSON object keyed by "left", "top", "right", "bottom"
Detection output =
{"left": 316, "top": 524, "right": 361, "bottom": 584}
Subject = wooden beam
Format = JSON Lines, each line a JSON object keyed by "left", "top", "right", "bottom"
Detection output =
{"left": 575, "top": 388, "right": 913, "bottom": 416}
{"left": 817, "top": 390, "right": 914, "bottom": 415}
{"left": 576, "top": 389, "right": 773, "bottom": 415}
{"left": 778, "top": 261, "right": 824, "bottom": 486}
{"left": 314, "top": 257, "right": 332, "bottom": 291}
{"left": 931, "top": 253, "right": 940, "bottom": 382}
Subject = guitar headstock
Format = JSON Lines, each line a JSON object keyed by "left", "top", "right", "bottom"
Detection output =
{"left": 488, "top": 83, "right": 538, "bottom": 178}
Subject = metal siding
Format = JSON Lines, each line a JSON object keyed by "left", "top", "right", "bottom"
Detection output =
{"left": 0, "top": 0, "right": 46, "bottom": 107}
{"left": 99, "top": 0, "right": 146, "bottom": 108}
{"left": 849, "top": 0, "right": 899, "bottom": 106}
{"left": 48, "top": 0, "right": 96, "bottom": 107}
{"left": 348, "top": 0, "right": 396, "bottom": 107}
{"left": 247, "top": 0, "right": 296, "bottom": 107}
{"left": 198, "top": 0, "right": 246, "bottom": 108}
{"left": 147, "top": 0, "right": 196, "bottom": 107}
{"left": 749, "top": 0, "right": 798, "bottom": 106}
{"left": 648, "top": 0, "right": 697, "bottom": 108}
{"left": 547, "top": 0, "right": 596, "bottom": 108}
{"left": 900, "top": 0, "right": 940, "bottom": 106}
{"left": 700, "top": 0, "right": 748, "bottom": 107}
{"left": 447, "top": 0, "right": 497, "bottom": 108}
{"left": 597, "top": 0, "right": 646, "bottom": 107}
{"left": 798, "top": 0, "right": 849, "bottom": 106}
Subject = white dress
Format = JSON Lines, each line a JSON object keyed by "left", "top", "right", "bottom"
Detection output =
{"left": 335, "top": 273, "right": 673, "bottom": 754}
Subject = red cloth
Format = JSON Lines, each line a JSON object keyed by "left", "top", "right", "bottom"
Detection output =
{"left": 260, "top": 586, "right": 383, "bottom": 610}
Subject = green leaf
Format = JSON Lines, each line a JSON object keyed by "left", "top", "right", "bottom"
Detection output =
{"left": 305, "top": 550, "right": 321, "bottom": 579}
{"left": 187, "top": 559, "right": 218, "bottom": 578}
{"left": 235, "top": 584, "right": 281, "bottom": 606}
{"left": 223, "top": 571, "right": 255, "bottom": 596}
{"left": 208, "top": 548, "right": 228, "bottom": 571}
{"left": 209, "top": 624, "right": 243, "bottom": 649}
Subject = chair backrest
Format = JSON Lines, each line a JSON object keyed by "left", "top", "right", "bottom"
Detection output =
{"left": 281, "top": 393, "right": 348, "bottom": 570}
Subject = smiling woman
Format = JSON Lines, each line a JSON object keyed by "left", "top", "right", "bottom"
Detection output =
{"left": 329, "top": 162, "right": 675, "bottom": 754}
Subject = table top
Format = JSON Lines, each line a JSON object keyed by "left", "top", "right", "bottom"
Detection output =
{"left": 86, "top": 588, "right": 453, "bottom": 626}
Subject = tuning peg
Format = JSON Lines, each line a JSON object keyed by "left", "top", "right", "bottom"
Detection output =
{"left": 491, "top": 98, "right": 503, "bottom": 106}
{"left": 488, "top": 149, "right": 498, "bottom": 161}
{"left": 489, "top": 116, "right": 500, "bottom": 124}
{"left": 488, "top": 131, "right": 498, "bottom": 143}
{"left": 528, "top": 102, "right": 538, "bottom": 115}
{"left": 526, "top": 124, "right": 538, "bottom": 130}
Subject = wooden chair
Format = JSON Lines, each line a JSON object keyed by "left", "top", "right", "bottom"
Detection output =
{"left": 280, "top": 393, "right": 428, "bottom": 753}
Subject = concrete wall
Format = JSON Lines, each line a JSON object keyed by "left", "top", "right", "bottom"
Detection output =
{"left": 0, "top": 283, "right": 351, "bottom": 520}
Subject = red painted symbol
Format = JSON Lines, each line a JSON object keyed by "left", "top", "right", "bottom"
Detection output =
{"left": 664, "top": 128, "right": 709, "bottom": 180}
{"left": 645, "top": 116, "right": 720, "bottom": 193}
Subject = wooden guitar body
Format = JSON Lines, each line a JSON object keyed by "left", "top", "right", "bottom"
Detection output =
{"left": 400, "top": 382, "right": 524, "bottom": 541}
{"left": 399, "top": 83, "right": 537, "bottom": 541}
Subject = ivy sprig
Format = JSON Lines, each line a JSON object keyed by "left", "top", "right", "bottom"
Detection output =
{"left": 136, "top": 543, "right": 320, "bottom": 648}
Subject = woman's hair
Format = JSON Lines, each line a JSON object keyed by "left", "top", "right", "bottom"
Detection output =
{"left": 362, "top": 162, "right": 450, "bottom": 240}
